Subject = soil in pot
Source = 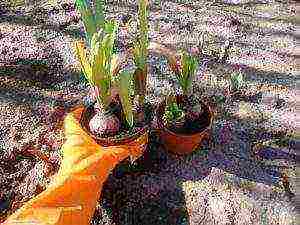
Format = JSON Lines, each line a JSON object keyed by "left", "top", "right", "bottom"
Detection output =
{"left": 161, "top": 95, "right": 212, "bottom": 135}
{"left": 80, "top": 98, "right": 153, "bottom": 146}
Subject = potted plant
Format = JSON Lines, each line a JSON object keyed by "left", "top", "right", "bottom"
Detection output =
{"left": 74, "top": 0, "right": 152, "bottom": 162}
{"left": 155, "top": 49, "right": 214, "bottom": 155}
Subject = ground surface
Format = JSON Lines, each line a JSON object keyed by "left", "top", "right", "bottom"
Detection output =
{"left": 0, "top": 0, "right": 298, "bottom": 224}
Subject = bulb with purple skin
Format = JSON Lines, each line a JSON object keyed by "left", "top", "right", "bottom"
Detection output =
{"left": 89, "top": 111, "right": 120, "bottom": 137}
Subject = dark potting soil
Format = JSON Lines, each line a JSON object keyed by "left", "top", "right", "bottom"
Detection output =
{"left": 166, "top": 101, "right": 212, "bottom": 135}
{"left": 97, "top": 124, "right": 144, "bottom": 140}
{"left": 81, "top": 102, "right": 153, "bottom": 142}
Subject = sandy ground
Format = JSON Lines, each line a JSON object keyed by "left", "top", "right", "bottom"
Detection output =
{"left": 0, "top": 0, "right": 298, "bottom": 224}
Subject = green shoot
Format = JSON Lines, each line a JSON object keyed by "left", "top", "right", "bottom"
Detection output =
{"left": 230, "top": 68, "right": 244, "bottom": 92}
{"left": 75, "top": 0, "right": 97, "bottom": 44}
{"left": 75, "top": 20, "right": 119, "bottom": 110}
{"left": 134, "top": 0, "right": 149, "bottom": 70}
{"left": 75, "top": 0, "right": 106, "bottom": 45}
{"left": 116, "top": 71, "right": 134, "bottom": 127}
{"left": 133, "top": 0, "right": 149, "bottom": 106}
{"left": 163, "top": 95, "right": 185, "bottom": 125}
{"left": 173, "top": 51, "right": 199, "bottom": 96}
{"left": 94, "top": 0, "right": 105, "bottom": 29}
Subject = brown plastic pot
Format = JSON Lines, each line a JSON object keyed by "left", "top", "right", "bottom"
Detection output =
{"left": 155, "top": 97, "right": 214, "bottom": 155}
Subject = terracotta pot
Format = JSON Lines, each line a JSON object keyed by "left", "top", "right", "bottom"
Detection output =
{"left": 156, "top": 97, "right": 214, "bottom": 155}
{"left": 79, "top": 102, "right": 150, "bottom": 161}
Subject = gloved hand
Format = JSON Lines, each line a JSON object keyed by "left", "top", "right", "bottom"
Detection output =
{"left": 3, "top": 106, "right": 147, "bottom": 225}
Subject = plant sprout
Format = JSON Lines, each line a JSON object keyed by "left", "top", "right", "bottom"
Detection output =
{"left": 75, "top": 21, "right": 134, "bottom": 127}
{"left": 115, "top": 70, "right": 134, "bottom": 127}
{"left": 163, "top": 95, "right": 185, "bottom": 127}
{"left": 230, "top": 64, "right": 244, "bottom": 92}
{"left": 75, "top": 22, "right": 117, "bottom": 108}
{"left": 169, "top": 51, "right": 199, "bottom": 97}
{"left": 132, "top": 0, "right": 149, "bottom": 107}
{"left": 75, "top": 0, "right": 136, "bottom": 128}
{"left": 75, "top": 0, "right": 106, "bottom": 45}
{"left": 161, "top": 49, "right": 207, "bottom": 126}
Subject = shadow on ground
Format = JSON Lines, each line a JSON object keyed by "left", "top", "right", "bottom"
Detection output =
{"left": 0, "top": 7, "right": 83, "bottom": 39}
{"left": 0, "top": 57, "right": 85, "bottom": 109}
{"left": 95, "top": 117, "right": 297, "bottom": 225}
{"left": 0, "top": 59, "right": 61, "bottom": 89}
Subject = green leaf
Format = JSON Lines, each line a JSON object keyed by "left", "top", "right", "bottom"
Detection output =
{"left": 103, "top": 20, "right": 118, "bottom": 34}
{"left": 91, "top": 23, "right": 117, "bottom": 82}
{"left": 133, "top": 0, "right": 149, "bottom": 70}
{"left": 102, "top": 32, "right": 117, "bottom": 81}
{"left": 94, "top": 0, "right": 105, "bottom": 30}
{"left": 164, "top": 100, "right": 185, "bottom": 123}
{"left": 91, "top": 32, "right": 104, "bottom": 83}
{"left": 117, "top": 71, "right": 134, "bottom": 127}
{"left": 75, "top": 41, "right": 93, "bottom": 84}
{"left": 177, "top": 51, "right": 198, "bottom": 95}
{"left": 230, "top": 70, "right": 244, "bottom": 91}
{"left": 75, "top": 0, "right": 97, "bottom": 44}
{"left": 186, "top": 55, "right": 198, "bottom": 90}
{"left": 88, "top": 28, "right": 117, "bottom": 108}
{"left": 90, "top": 31, "right": 101, "bottom": 65}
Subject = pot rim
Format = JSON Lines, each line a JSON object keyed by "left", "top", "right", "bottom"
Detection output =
{"left": 80, "top": 104, "right": 149, "bottom": 146}
{"left": 157, "top": 99, "right": 214, "bottom": 138}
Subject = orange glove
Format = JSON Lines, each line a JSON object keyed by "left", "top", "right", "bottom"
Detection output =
{"left": 3, "top": 106, "right": 148, "bottom": 225}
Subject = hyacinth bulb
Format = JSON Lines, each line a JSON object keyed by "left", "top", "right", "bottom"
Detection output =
{"left": 89, "top": 111, "right": 120, "bottom": 137}
{"left": 186, "top": 103, "right": 203, "bottom": 121}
